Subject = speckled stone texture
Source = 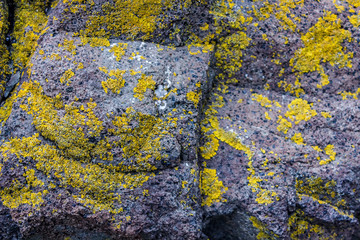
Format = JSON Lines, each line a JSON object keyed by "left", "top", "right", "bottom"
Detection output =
{"left": 200, "top": 0, "right": 360, "bottom": 239}
{"left": 2, "top": 0, "right": 360, "bottom": 239}
{"left": 0, "top": 15, "right": 211, "bottom": 240}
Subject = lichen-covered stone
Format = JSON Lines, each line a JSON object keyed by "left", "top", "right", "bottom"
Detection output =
{"left": 0, "top": 3, "right": 211, "bottom": 237}
{"left": 199, "top": 0, "right": 360, "bottom": 239}
{"left": 1, "top": 0, "right": 360, "bottom": 239}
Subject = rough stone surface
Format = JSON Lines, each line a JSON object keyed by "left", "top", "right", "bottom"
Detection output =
{"left": 1, "top": 0, "right": 360, "bottom": 239}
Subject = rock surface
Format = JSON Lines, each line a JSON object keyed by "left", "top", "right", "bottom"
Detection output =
{"left": 1, "top": 0, "right": 360, "bottom": 239}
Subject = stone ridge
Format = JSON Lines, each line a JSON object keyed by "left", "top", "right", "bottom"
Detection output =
{"left": 0, "top": 0, "right": 359, "bottom": 239}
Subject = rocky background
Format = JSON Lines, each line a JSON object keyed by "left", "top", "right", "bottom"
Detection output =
{"left": 0, "top": 0, "right": 360, "bottom": 239}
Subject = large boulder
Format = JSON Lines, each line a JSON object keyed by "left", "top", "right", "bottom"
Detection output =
{"left": 0, "top": 7, "right": 211, "bottom": 238}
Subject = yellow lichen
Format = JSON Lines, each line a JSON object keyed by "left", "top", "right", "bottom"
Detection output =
{"left": 110, "top": 43, "right": 128, "bottom": 61}
{"left": 321, "top": 112, "right": 332, "bottom": 118}
{"left": 186, "top": 90, "right": 201, "bottom": 108}
{"left": 277, "top": 116, "right": 292, "bottom": 134}
{"left": 59, "top": 69, "right": 75, "bottom": 85}
{"left": 252, "top": 94, "right": 272, "bottom": 108}
{"left": 12, "top": 0, "right": 49, "bottom": 72}
{"left": 338, "top": 88, "right": 360, "bottom": 100}
{"left": 133, "top": 73, "right": 156, "bottom": 101}
{"left": 250, "top": 216, "right": 277, "bottom": 240}
{"left": 215, "top": 32, "right": 251, "bottom": 77}
{"left": 285, "top": 98, "right": 317, "bottom": 124}
{"left": 101, "top": 69, "right": 126, "bottom": 94}
{"left": 291, "top": 133, "right": 305, "bottom": 145}
{"left": 200, "top": 168, "right": 228, "bottom": 206}
{"left": 319, "top": 144, "right": 336, "bottom": 165}
{"left": 290, "top": 11, "right": 353, "bottom": 89}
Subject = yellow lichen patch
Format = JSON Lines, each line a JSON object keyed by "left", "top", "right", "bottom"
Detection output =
{"left": 186, "top": 90, "right": 201, "bottom": 108}
{"left": 310, "top": 144, "right": 337, "bottom": 165}
{"left": 288, "top": 210, "right": 317, "bottom": 240}
{"left": 349, "top": 11, "right": 360, "bottom": 28}
{"left": 201, "top": 92, "right": 279, "bottom": 206}
{"left": 18, "top": 81, "right": 103, "bottom": 160}
{"left": 254, "top": 0, "right": 305, "bottom": 32}
{"left": 295, "top": 176, "right": 352, "bottom": 222}
{"left": 256, "top": 189, "right": 278, "bottom": 205}
{"left": 338, "top": 88, "right": 360, "bottom": 100}
{"left": 296, "top": 176, "right": 337, "bottom": 203}
{"left": 289, "top": 208, "right": 341, "bottom": 239}
{"left": 0, "top": 135, "right": 48, "bottom": 209}
{"left": 24, "top": 168, "right": 44, "bottom": 188}
{"left": 264, "top": 111, "right": 271, "bottom": 120}
{"left": 247, "top": 156, "right": 278, "bottom": 205}
{"left": 77, "top": 62, "right": 84, "bottom": 70}
{"left": 200, "top": 133, "right": 219, "bottom": 160}
{"left": 0, "top": 76, "right": 168, "bottom": 213}
{"left": 12, "top": 0, "right": 49, "bottom": 72}
{"left": 133, "top": 73, "right": 156, "bottom": 101}
{"left": 58, "top": 38, "right": 77, "bottom": 55}
{"left": 80, "top": 36, "right": 110, "bottom": 47}
{"left": 0, "top": 133, "right": 153, "bottom": 213}
{"left": 214, "top": 127, "right": 253, "bottom": 157}
{"left": 278, "top": 79, "right": 305, "bottom": 97}
{"left": 50, "top": 53, "right": 62, "bottom": 61}
{"left": 298, "top": 194, "right": 354, "bottom": 219}
{"left": 109, "top": 107, "right": 170, "bottom": 172}
{"left": 252, "top": 94, "right": 272, "bottom": 108}
{"left": 319, "top": 144, "right": 336, "bottom": 165}
{"left": 346, "top": 0, "right": 360, "bottom": 8}
{"left": 277, "top": 116, "right": 292, "bottom": 134}
{"left": 312, "top": 145, "right": 322, "bottom": 152}
{"left": 290, "top": 11, "right": 353, "bottom": 89}
{"left": 75, "top": 0, "right": 199, "bottom": 40}
{"left": 0, "top": 92, "right": 18, "bottom": 131}
{"left": 215, "top": 32, "right": 251, "bottom": 77}
{"left": 0, "top": 2, "right": 10, "bottom": 80}
{"left": 1, "top": 186, "right": 47, "bottom": 209}
{"left": 200, "top": 168, "right": 228, "bottom": 206}
{"left": 110, "top": 43, "right": 128, "bottom": 61}
{"left": 321, "top": 112, "right": 332, "bottom": 118}
{"left": 285, "top": 98, "right": 317, "bottom": 124}
{"left": 291, "top": 133, "right": 305, "bottom": 145}
{"left": 59, "top": 69, "right": 75, "bottom": 85}
{"left": 250, "top": 216, "right": 277, "bottom": 240}
{"left": 101, "top": 69, "right": 126, "bottom": 94}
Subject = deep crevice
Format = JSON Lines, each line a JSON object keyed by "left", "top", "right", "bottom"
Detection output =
{"left": 5, "top": 0, "right": 15, "bottom": 50}
{"left": 203, "top": 207, "right": 258, "bottom": 240}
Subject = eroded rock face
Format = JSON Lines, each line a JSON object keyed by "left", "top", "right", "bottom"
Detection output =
{"left": 1, "top": 0, "right": 360, "bottom": 239}
{"left": 200, "top": 0, "right": 360, "bottom": 239}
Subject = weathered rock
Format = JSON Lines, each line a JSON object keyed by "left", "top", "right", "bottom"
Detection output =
{"left": 0, "top": 0, "right": 9, "bottom": 102}
{"left": 1, "top": 0, "right": 360, "bottom": 239}
{"left": 199, "top": 0, "right": 360, "bottom": 239}
{"left": 0, "top": 7, "right": 211, "bottom": 238}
